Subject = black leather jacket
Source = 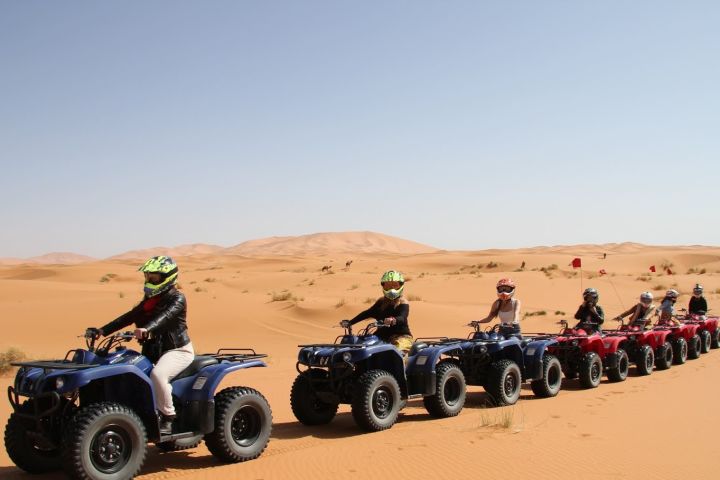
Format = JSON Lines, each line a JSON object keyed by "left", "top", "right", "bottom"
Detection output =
{"left": 100, "top": 288, "right": 191, "bottom": 360}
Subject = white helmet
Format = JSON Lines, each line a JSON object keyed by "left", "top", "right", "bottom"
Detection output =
{"left": 665, "top": 289, "right": 679, "bottom": 300}
{"left": 693, "top": 284, "right": 703, "bottom": 297}
{"left": 640, "top": 291, "right": 653, "bottom": 304}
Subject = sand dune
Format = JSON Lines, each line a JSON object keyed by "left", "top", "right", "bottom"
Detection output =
{"left": 1, "top": 243, "right": 719, "bottom": 479}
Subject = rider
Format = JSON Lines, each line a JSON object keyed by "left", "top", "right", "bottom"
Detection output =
{"left": 614, "top": 292, "right": 655, "bottom": 329}
{"left": 573, "top": 287, "right": 605, "bottom": 333}
{"left": 657, "top": 289, "right": 680, "bottom": 325}
{"left": 478, "top": 278, "right": 522, "bottom": 338}
{"left": 341, "top": 270, "right": 413, "bottom": 353}
{"left": 92, "top": 256, "right": 193, "bottom": 434}
{"left": 688, "top": 284, "right": 708, "bottom": 316}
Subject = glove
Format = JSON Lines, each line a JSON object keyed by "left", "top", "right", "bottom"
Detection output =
{"left": 469, "top": 320, "right": 480, "bottom": 328}
{"left": 340, "top": 319, "right": 351, "bottom": 328}
{"left": 86, "top": 327, "right": 103, "bottom": 339}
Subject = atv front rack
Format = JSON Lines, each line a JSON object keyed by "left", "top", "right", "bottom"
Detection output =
{"left": 297, "top": 343, "right": 367, "bottom": 349}
{"left": 11, "top": 360, "right": 98, "bottom": 371}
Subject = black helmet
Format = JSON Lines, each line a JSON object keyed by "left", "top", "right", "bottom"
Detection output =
{"left": 583, "top": 287, "right": 599, "bottom": 302}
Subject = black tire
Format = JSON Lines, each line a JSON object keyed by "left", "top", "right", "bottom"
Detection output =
{"left": 672, "top": 337, "right": 688, "bottom": 365}
{"left": 655, "top": 341, "right": 673, "bottom": 370}
{"left": 687, "top": 335, "right": 701, "bottom": 360}
{"left": 486, "top": 360, "right": 522, "bottom": 406}
{"left": 62, "top": 402, "right": 147, "bottom": 480}
{"left": 699, "top": 331, "right": 711, "bottom": 354}
{"left": 351, "top": 370, "right": 401, "bottom": 432}
{"left": 423, "top": 362, "right": 466, "bottom": 418}
{"left": 607, "top": 348, "right": 630, "bottom": 382}
{"left": 636, "top": 345, "right": 654, "bottom": 376}
{"left": 205, "top": 387, "right": 272, "bottom": 463}
{"left": 156, "top": 434, "right": 203, "bottom": 452}
{"left": 579, "top": 352, "right": 602, "bottom": 389}
{"left": 290, "top": 370, "right": 339, "bottom": 425}
{"left": 5, "top": 400, "right": 66, "bottom": 474}
{"left": 530, "top": 355, "right": 562, "bottom": 398}
{"left": 711, "top": 329, "right": 720, "bottom": 349}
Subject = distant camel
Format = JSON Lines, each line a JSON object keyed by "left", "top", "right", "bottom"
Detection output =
{"left": 321, "top": 265, "right": 333, "bottom": 272}
{"left": 345, "top": 260, "right": 353, "bottom": 268}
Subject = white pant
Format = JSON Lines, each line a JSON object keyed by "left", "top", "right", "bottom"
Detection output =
{"left": 150, "top": 342, "right": 194, "bottom": 416}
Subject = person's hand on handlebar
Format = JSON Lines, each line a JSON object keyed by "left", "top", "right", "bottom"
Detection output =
{"left": 382, "top": 317, "right": 397, "bottom": 326}
{"left": 86, "top": 327, "right": 103, "bottom": 339}
{"left": 134, "top": 328, "right": 149, "bottom": 340}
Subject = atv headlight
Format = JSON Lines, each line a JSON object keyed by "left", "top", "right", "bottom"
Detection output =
{"left": 342, "top": 352, "right": 352, "bottom": 363}
{"left": 55, "top": 377, "right": 65, "bottom": 390}
{"left": 416, "top": 355, "right": 428, "bottom": 366}
{"left": 571, "top": 340, "right": 579, "bottom": 346}
{"left": 192, "top": 376, "right": 208, "bottom": 390}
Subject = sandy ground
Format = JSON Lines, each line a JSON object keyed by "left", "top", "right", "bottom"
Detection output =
{"left": 1, "top": 241, "right": 719, "bottom": 479}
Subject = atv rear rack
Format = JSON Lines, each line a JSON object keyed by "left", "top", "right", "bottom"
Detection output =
{"left": 414, "top": 337, "right": 465, "bottom": 346}
{"left": 297, "top": 343, "right": 367, "bottom": 349}
{"left": 204, "top": 349, "right": 267, "bottom": 362}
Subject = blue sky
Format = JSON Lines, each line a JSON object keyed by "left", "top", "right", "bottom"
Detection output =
{"left": 1, "top": 1, "right": 718, "bottom": 257}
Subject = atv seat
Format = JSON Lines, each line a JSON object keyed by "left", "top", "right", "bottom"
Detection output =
{"left": 409, "top": 342, "right": 429, "bottom": 356}
{"left": 172, "top": 356, "right": 219, "bottom": 381}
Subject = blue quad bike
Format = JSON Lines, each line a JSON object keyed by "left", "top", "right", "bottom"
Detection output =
{"left": 291, "top": 321, "right": 467, "bottom": 432}
{"left": 415, "top": 323, "right": 562, "bottom": 406}
{"left": 4, "top": 330, "right": 273, "bottom": 479}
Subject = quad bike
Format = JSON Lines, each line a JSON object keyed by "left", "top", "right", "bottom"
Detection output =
{"left": 652, "top": 313, "right": 702, "bottom": 364}
{"left": 538, "top": 320, "right": 630, "bottom": 388}
{"left": 603, "top": 318, "right": 675, "bottom": 374}
{"left": 676, "top": 308, "right": 720, "bottom": 353}
{"left": 419, "top": 323, "right": 562, "bottom": 407}
{"left": 291, "top": 320, "right": 467, "bottom": 432}
{"left": 5, "top": 329, "right": 272, "bottom": 479}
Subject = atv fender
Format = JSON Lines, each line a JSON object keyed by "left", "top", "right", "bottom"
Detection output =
{"left": 523, "top": 339, "right": 556, "bottom": 381}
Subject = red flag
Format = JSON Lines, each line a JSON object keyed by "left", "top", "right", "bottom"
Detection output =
{"left": 666, "top": 268, "right": 673, "bottom": 275}
{"left": 649, "top": 265, "right": 656, "bottom": 273}
{"left": 599, "top": 269, "right": 607, "bottom": 276}
{"left": 571, "top": 258, "right": 582, "bottom": 269}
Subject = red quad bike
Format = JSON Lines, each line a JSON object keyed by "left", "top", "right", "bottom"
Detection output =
{"left": 603, "top": 319, "right": 675, "bottom": 374}
{"left": 652, "top": 315, "right": 702, "bottom": 364}
{"left": 676, "top": 309, "right": 720, "bottom": 353}
{"left": 542, "top": 320, "right": 630, "bottom": 389}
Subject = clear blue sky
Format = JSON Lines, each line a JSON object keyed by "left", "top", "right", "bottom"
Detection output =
{"left": 1, "top": 1, "right": 718, "bottom": 258}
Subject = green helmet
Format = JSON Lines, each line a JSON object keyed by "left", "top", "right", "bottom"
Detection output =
{"left": 139, "top": 256, "right": 179, "bottom": 297}
{"left": 380, "top": 270, "right": 405, "bottom": 300}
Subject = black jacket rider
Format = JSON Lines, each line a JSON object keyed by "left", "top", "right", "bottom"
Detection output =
{"left": 349, "top": 297, "right": 411, "bottom": 342}
{"left": 100, "top": 287, "right": 190, "bottom": 362}
{"left": 689, "top": 296, "right": 708, "bottom": 315}
{"left": 574, "top": 303, "right": 605, "bottom": 333}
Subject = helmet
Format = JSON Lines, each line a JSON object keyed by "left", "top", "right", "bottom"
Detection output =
{"left": 640, "top": 291, "right": 653, "bottom": 304}
{"left": 665, "top": 289, "right": 679, "bottom": 300}
{"left": 139, "top": 256, "right": 179, "bottom": 297}
{"left": 693, "top": 284, "right": 703, "bottom": 297}
{"left": 380, "top": 270, "right": 405, "bottom": 300}
{"left": 583, "top": 287, "right": 599, "bottom": 302}
{"left": 496, "top": 278, "right": 516, "bottom": 299}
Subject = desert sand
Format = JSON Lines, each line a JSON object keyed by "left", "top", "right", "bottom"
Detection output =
{"left": 1, "top": 233, "right": 719, "bottom": 479}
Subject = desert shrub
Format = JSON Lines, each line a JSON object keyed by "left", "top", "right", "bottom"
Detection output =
{"left": 554, "top": 310, "right": 565, "bottom": 315}
{"left": 194, "top": 286, "right": 206, "bottom": 293}
{"left": 0, "top": 348, "right": 26, "bottom": 375}
{"left": 100, "top": 273, "right": 118, "bottom": 283}
{"left": 349, "top": 284, "right": 359, "bottom": 290}
{"left": 204, "top": 277, "right": 217, "bottom": 283}
{"left": 486, "top": 262, "right": 499, "bottom": 269}
{"left": 364, "top": 297, "right": 375, "bottom": 304}
{"left": 271, "top": 291, "right": 294, "bottom": 302}
{"left": 406, "top": 294, "right": 422, "bottom": 302}
{"left": 479, "top": 407, "right": 514, "bottom": 429}
{"left": 334, "top": 298, "right": 346, "bottom": 308}
{"left": 524, "top": 311, "right": 547, "bottom": 318}
{"left": 118, "top": 292, "right": 125, "bottom": 298}
{"left": 653, "top": 284, "right": 667, "bottom": 291}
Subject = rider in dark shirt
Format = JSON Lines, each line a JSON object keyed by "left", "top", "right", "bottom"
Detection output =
{"left": 342, "top": 270, "right": 412, "bottom": 353}
{"left": 689, "top": 284, "right": 708, "bottom": 315}
{"left": 574, "top": 287, "right": 604, "bottom": 333}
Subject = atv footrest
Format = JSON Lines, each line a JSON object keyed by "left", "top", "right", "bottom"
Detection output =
{"left": 158, "top": 431, "right": 200, "bottom": 443}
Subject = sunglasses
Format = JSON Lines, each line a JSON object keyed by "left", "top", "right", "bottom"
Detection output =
{"left": 497, "top": 286, "right": 515, "bottom": 293}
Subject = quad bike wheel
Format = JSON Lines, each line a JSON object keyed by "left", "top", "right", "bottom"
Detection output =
{"left": 486, "top": 360, "right": 522, "bottom": 406}
{"left": 579, "top": 352, "right": 602, "bottom": 389}
{"left": 290, "top": 369, "right": 339, "bottom": 425}
{"left": 423, "top": 362, "right": 466, "bottom": 418}
{"left": 636, "top": 345, "right": 654, "bottom": 376}
{"left": 655, "top": 341, "right": 673, "bottom": 370}
{"left": 351, "top": 369, "right": 401, "bottom": 432}
{"left": 530, "top": 355, "right": 562, "bottom": 398}
{"left": 205, "top": 387, "right": 273, "bottom": 463}
{"left": 607, "top": 348, "right": 629, "bottom": 382}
